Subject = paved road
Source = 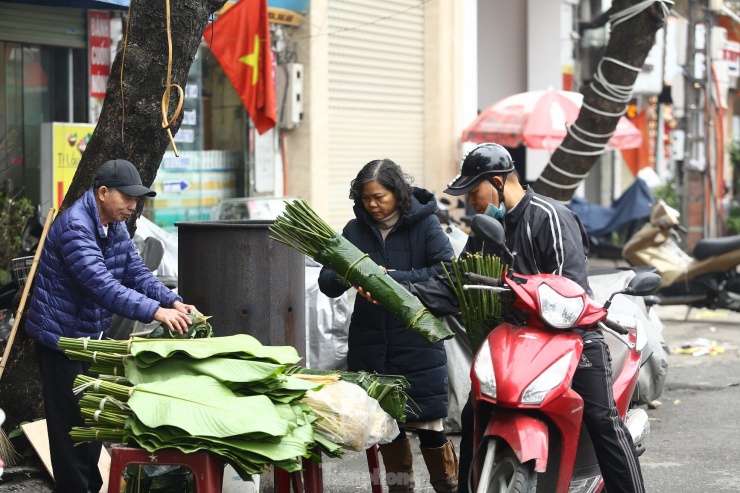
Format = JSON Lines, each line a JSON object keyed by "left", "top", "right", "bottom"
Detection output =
{"left": 639, "top": 304, "right": 740, "bottom": 493}
{"left": 2, "top": 304, "right": 739, "bottom": 492}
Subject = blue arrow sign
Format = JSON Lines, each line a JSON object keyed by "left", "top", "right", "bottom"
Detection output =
{"left": 163, "top": 180, "right": 190, "bottom": 193}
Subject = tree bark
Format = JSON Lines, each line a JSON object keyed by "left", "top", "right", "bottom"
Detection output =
{"left": 60, "top": 0, "right": 228, "bottom": 229}
{"left": 0, "top": 0, "right": 227, "bottom": 432}
{"left": 532, "top": 0, "right": 668, "bottom": 201}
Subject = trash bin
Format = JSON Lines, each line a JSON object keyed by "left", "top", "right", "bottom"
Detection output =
{"left": 176, "top": 220, "right": 305, "bottom": 359}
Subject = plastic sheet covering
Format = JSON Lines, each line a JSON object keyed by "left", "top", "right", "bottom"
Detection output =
{"left": 588, "top": 269, "right": 668, "bottom": 404}
{"left": 441, "top": 315, "right": 473, "bottom": 433}
{"left": 134, "top": 216, "right": 179, "bottom": 280}
{"left": 303, "top": 380, "right": 400, "bottom": 451}
{"left": 314, "top": 235, "right": 454, "bottom": 343}
{"left": 305, "top": 258, "right": 351, "bottom": 370}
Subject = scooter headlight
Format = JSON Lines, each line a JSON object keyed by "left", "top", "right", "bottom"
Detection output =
{"left": 538, "top": 284, "right": 585, "bottom": 328}
{"left": 521, "top": 351, "right": 573, "bottom": 405}
{"left": 473, "top": 338, "right": 496, "bottom": 399}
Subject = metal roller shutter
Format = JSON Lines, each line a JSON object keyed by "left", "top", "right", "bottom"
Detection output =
{"left": 327, "top": 0, "right": 425, "bottom": 228}
{"left": 0, "top": 2, "right": 87, "bottom": 48}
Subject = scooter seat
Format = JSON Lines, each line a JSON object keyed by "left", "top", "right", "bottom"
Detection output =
{"left": 693, "top": 234, "right": 740, "bottom": 260}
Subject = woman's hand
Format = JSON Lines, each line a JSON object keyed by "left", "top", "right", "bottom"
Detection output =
{"left": 356, "top": 286, "right": 380, "bottom": 304}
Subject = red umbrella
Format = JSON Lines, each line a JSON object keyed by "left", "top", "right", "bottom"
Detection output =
{"left": 462, "top": 88, "right": 642, "bottom": 150}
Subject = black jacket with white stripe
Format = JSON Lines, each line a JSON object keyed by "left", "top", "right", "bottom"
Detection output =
{"left": 465, "top": 186, "right": 593, "bottom": 297}
{"left": 406, "top": 187, "right": 593, "bottom": 330}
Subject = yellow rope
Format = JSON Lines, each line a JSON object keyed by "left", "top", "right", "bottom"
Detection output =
{"left": 119, "top": 0, "right": 183, "bottom": 155}
{"left": 343, "top": 254, "right": 369, "bottom": 281}
{"left": 407, "top": 309, "right": 426, "bottom": 329}
{"left": 161, "top": 0, "right": 183, "bottom": 156}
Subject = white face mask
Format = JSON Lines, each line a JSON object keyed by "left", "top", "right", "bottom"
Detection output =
{"left": 484, "top": 182, "right": 505, "bottom": 219}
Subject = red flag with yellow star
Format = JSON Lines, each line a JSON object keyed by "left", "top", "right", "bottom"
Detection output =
{"left": 204, "top": 0, "right": 276, "bottom": 134}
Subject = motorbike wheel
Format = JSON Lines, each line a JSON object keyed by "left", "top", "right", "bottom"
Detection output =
{"left": 476, "top": 439, "right": 536, "bottom": 493}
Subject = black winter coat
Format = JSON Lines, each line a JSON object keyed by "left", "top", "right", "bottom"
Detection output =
{"left": 318, "top": 187, "right": 455, "bottom": 422}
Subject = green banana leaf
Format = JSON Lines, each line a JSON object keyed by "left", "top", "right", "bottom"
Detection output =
{"left": 128, "top": 375, "right": 289, "bottom": 439}
{"left": 124, "top": 357, "right": 285, "bottom": 386}
{"left": 314, "top": 234, "right": 453, "bottom": 344}
{"left": 128, "top": 334, "right": 301, "bottom": 367}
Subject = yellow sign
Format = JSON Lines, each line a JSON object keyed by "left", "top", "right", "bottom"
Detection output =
{"left": 51, "top": 123, "right": 95, "bottom": 210}
{"left": 215, "top": 2, "right": 304, "bottom": 26}
{"left": 267, "top": 7, "right": 303, "bottom": 26}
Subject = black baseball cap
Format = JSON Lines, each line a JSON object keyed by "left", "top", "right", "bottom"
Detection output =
{"left": 94, "top": 159, "right": 156, "bottom": 198}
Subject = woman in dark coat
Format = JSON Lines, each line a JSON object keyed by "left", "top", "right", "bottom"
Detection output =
{"left": 318, "top": 159, "right": 457, "bottom": 493}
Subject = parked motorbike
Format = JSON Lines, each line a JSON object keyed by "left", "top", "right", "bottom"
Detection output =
{"left": 588, "top": 268, "right": 668, "bottom": 406}
{"left": 463, "top": 214, "right": 661, "bottom": 493}
{"left": 0, "top": 206, "right": 44, "bottom": 343}
{"left": 567, "top": 178, "right": 654, "bottom": 260}
{"left": 622, "top": 199, "right": 740, "bottom": 311}
{"left": 435, "top": 197, "right": 470, "bottom": 257}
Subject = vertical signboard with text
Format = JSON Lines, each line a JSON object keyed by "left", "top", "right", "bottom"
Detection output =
{"left": 88, "top": 10, "right": 111, "bottom": 123}
{"left": 40, "top": 123, "right": 97, "bottom": 210}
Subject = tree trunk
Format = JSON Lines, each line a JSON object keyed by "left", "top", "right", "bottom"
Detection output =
{"left": 532, "top": 0, "right": 668, "bottom": 201}
{"left": 61, "top": 0, "right": 228, "bottom": 229}
{"left": 0, "top": 0, "right": 227, "bottom": 434}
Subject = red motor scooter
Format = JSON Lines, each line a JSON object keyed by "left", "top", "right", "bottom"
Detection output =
{"left": 464, "top": 215, "right": 661, "bottom": 493}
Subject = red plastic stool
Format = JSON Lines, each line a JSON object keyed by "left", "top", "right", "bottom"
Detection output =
{"left": 107, "top": 446, "right": 225, "bottom": 493}
{"left": 274, "top": 446, "right": 322, "bottom": 493}
{"left": 366, "top": 445, "right": 383, "bottom": 493}
{"left": 274, "top": 445, "right": 381, "bottom": 493}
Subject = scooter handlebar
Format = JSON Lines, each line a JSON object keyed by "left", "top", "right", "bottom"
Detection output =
{"left": 464, "top": 272, "right": 502, "bottom": 287}
{"left": 602, "top": 318, "right": 629, "bottom": 335}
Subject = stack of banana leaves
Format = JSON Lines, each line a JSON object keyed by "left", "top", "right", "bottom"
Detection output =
{"left": 269, "top": 199, "right": 454, "bottom": 344}
{"left": 59, "top": 330, "right": 409, "bottom": 480}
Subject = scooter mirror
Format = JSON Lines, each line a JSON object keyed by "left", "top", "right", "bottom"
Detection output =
{"left": 471, "top": 214, "right": 505, "bottom": 246}
{"left": 623, "top": 272, "right": 662, "bottom": 296}
{"left": 471, "top": 214, "right": 516, "bottom": 267}
{"left": 603, "top": 271, "right": 663, "bottom": 310}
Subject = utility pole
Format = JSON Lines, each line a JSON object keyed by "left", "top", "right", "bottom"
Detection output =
{"left": 681, "top": 0, "right": 707, "bottom": 248}
{"left": 681, "top": 0, "right": 727, "bottom": 245}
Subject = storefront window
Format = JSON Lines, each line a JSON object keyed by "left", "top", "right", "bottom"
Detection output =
{"left": 1, "top": 43, "right": 24, "bottom": 195}
{"left": 0, "top": 43, "right": 86, "bottom": 203}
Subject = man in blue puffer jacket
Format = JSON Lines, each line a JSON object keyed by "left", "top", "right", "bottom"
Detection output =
{"left": 26, "top": 159, "right": 196, "bottom": 493}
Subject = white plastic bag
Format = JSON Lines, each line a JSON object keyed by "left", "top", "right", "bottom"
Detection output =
{"left": 302, "top": 380, "right": 399, "bottom": 451}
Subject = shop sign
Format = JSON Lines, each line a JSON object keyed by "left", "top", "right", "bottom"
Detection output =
{"left": 268, "top": 7, "right": 303, "bottom": 26}
{"left": 43, "top": 123, "right": 96, "bottom": 210}
{"left": 268, "top": 0, "right": 309, "bottom": 14}
{"left": 216, "top": 0, "right": 308, "bottom": 26}
{"left": 88, "top": 10, "right": 111, "bottom": 122}
{"left": 723, "top": 40, "right": 740, "bottom": 77}
{"left": 163, "top": 180, "right": 190, "bottom": 193}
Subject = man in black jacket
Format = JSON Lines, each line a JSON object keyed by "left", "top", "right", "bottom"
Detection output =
{"left": 411, "top": 143, "right": 644, "bottom": 493}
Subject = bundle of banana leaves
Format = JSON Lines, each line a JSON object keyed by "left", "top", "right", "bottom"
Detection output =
{"left": 442, "top": 253, "right": 505, "bottom": 350}
{"left": 145, "top": 309, "right": 213, "bottom": 339}
{"left": 287, "top": 367, "right": 411, "bottom": 422}
{"left": 60, "top": 333, "right": 409, "bottom": 479}
{"left": 269, "top": 200, "right": 453, "bottom": 344}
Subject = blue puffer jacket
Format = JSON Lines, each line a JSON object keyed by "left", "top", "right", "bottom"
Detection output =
{"left": 318, "top": 187, "right": 455, "bottom": 422}
{"left": 26, "top": 188, "right": 181, "bottom": 350}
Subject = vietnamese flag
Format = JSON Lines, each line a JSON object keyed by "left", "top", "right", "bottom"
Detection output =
{"left": 204, "top": 0, "right": 277, "bottom": 134}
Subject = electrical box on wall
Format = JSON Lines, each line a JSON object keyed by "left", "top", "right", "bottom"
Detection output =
{"left": 280, "top": 63, "right": 304, "bottom": 130}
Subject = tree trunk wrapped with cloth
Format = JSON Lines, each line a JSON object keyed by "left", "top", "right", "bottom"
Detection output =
{"left": 270, "top": 200, "right": 454, "bottom": 344}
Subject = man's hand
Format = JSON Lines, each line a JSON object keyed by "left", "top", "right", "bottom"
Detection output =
{"left": 153, "top": 307, "right": 191, "bottom": 335}
{"left": 172, "top": 301, "right": 195, "bottom": 315}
